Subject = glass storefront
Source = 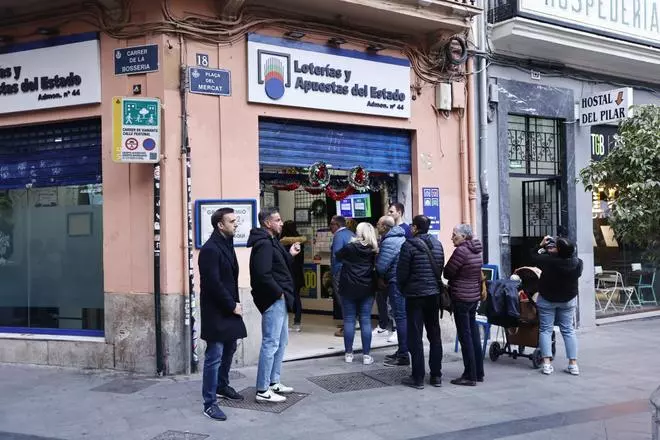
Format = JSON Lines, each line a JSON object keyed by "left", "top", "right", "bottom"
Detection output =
{"left": 0, "top": 184, "right": 104, "bottom": 332}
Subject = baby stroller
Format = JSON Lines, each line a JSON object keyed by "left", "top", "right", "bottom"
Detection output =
{"left": 486, "top": 266, "right": 555, "bottom": 369}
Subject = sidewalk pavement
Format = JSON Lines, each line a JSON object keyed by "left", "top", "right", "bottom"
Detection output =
{"left": 0, "top": 318, "right": 657, "bottom": 440}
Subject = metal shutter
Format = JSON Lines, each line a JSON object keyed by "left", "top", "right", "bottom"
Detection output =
{"left": 259, "top": 118, "right": 411, "bottom": 173}
{"left": 0, "top": 118, "right": 101, "bottom": 190}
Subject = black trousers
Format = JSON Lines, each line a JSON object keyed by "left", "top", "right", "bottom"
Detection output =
{"left": 376, "top": 288, "right": 391, "bottom": 330}
{"left": 453, "top": 300, "right": 485, "bottom": 381}
{"left": 406, "top": 295, "right": 443, "bottom": 382}
{"left": 293, "top": 283, "right": 303, "bottom": 325}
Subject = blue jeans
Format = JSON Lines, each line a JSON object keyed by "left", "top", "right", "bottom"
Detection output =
{"left": 388, "top": 282, "right": 408, "bottom": 356}
{"left": 202, "top": 340, "right": 237, "bottom": 408}
{"left": 341, "top": 296, "right": 375, "bottom": 355}
{"left": 537, "top": 295, "right": 578, "bottom": 360}
{"left": 256, "top": 297, "right": 289, "bottom": 392}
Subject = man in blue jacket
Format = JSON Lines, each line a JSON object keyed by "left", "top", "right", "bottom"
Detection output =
{"left": 376, "top": 215, "right": 409, "bottom": 367}
{"left": 330, "top": 215, "right": 355, "bottom": 337}
{"left": 199, "top": 208, "right": 248, "bottom": 421}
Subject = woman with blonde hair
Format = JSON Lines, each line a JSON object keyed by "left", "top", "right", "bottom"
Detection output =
{"left": 335, "top": 222, "right": 379, "bottom": 365}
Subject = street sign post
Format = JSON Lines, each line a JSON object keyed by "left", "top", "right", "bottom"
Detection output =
{"left": 112, "top": 97, "right": 161, "bottom": 163}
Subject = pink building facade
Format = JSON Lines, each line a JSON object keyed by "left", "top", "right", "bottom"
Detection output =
{"left": 0, "top": 0, "right": 482, "bottom": 373}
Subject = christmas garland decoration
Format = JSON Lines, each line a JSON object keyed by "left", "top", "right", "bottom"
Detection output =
{"left": 310, "top": 199, "right": 327, "bottom": 217}
{"left": 326, "top": 185, "right": 355, "bottom": 201}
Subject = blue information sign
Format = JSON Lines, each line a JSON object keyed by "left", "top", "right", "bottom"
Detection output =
{"left": 189, "top": 67, "right": 231, "bottom": 96}
{"left": 114, "top": 44, "right": 159, "bottom": 75}
{"left": 422, "top": 187, "right": 440, "bottom": 231}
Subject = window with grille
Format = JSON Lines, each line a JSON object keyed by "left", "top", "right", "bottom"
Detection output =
{"left": 508, "top": 115, "right": 563, "bottom": 176}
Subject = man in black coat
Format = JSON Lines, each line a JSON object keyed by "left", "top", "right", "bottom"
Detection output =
{"left": 248, "top": 207, "right": 301, "bottom": 404}
{"left": 199, "top": 208, "right": 247, "bottom": 421}
{"left": 397, "top": 215, "right": 445, "bottom": 390}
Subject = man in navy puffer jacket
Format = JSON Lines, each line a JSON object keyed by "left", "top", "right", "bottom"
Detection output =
{"left": 397, "top": 215, "right": 445, "bottom": 389}
{"left": 376, "top": 216, "right": 409, "bottom": 366}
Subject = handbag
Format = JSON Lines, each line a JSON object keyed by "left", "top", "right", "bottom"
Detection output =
{"left": 410, "top": 238, "right": 453, "bottom": 316}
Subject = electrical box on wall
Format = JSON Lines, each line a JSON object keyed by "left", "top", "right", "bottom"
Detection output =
{"left": 435, "top": 83, "right": 452, "bottom": 111}
{"left": 452, "top": 81, "right": 466, "bottom": 109}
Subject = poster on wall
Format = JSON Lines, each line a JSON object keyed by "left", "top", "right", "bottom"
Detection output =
{"left": 422, "top": 187, "right": 441, "bottom": 235}
{"left": 0, "top": 33, "right": 101, "bottom": 115}
{"left": 112, "top": 97, "right": 161, "bottom": 163}
{"left": 194, "top": 199, "right": 257, "bottom": 248}
{"left": 247, "top": 33, "right": 411, "bottom": 118}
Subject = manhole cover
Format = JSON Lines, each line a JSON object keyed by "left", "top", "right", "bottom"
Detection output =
{"left": 217, "top": 387, "right": 308, "bottom": 414}
{"left": 150, "top": 431, "right": 208, "bottom": 440}
{"left": 363, "top": 367, "right": 411, "bottom": 386}
{"left": 91, "top": 378, "right": 156, "bottom": 394}
{"left": 307, "top": 372, "right": 389, "bottom": 393}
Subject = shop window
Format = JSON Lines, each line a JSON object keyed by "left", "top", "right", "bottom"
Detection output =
{"left": 508, "top": 115, "right": 563, "bottom": 176}
{"left": 0, "top": 119, "right": 103, "bottom": 335}
{"left": 592, "top": 186, "right": 660, "bottom": 317}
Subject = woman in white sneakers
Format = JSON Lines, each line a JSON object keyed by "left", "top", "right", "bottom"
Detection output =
{"left": 532, "top": 236, "right": 583, "bottom": 376}
{"left": 335, "top": 222, "right": 379, "bottom": 365}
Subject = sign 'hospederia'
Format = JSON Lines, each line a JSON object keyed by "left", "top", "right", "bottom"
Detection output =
{"left": 579, "top": 87, "right": 633, "bottom": 126}
{"left": 247, "top": 33, "right": 411, "bottom": 119}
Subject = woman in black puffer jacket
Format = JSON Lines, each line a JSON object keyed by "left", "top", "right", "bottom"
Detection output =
{"left": 335, "top": 222, "right": 378, "bottom": 366}
{"left": 444, "top": 224, "right": 485, "bottom": 386}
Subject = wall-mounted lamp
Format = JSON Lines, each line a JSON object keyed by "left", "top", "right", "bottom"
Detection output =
{"left": 37, "top": 27, "right": 59, "bottom": 36}
{"left": 367, "top": 43, "right": 385, "bottom": 52}
{"left": 284, "top": 30, "right": 306, "bottom": 40}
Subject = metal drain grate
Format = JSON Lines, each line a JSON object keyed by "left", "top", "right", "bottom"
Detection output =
{"left": 217, "top": 387, "right": 308, "bottom": 414}
{"left": 307, "top": 372, "right": 390, "bottom": 394}
{"left": 363, "top": 367, "right": 411, "bottom": 386}
{"left": 228, "top": 370, "right": 245, "bottom": 380}
{"left": 150, "top": 431, "right": 208, "bottom": 440}
{"left": 91, "top": 378, "right": 156, "bottom": 394}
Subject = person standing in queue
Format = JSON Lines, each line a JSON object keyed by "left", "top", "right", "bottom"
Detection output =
{"left": 199, "top": 208, "right": 247, "bottom": 421}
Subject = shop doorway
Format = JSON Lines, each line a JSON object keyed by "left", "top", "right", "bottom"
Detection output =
{"left": 258, "top": 117, "right": 412, "bottom": 359}
{"left": 506, "top": 115, "right": 567, "bottom": 273}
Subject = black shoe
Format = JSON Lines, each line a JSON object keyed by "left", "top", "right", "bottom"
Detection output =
{"left": 401, "top": 377, "right": 424, "bottom": 390}
{"left": 462, "top": 374, "right": 484, "bottom": 383}
{"left": 450, "top": 378, "right": 476, "bottom": 386}
{"left": 203, "top": 404, "right": 227, "bottom": 421}
{"left": 430, "top": 376, "right": 442, "bottom": 387}
{"left": 384, "top": 351, "right": 399, "bottom": 361}
{"left": 217, "top": 386, "right": 244, "bottom": 401}
{"left": 384, "top": 356, "right": 410, "bottom": 367}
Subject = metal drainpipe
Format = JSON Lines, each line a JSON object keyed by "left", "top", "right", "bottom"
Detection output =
{"left": 154, "top": 162, "right": 164, "bottom": 376}
{"left": 179, "top": 41, "right": 198, "bottom": 373}
{"left": 477, "top": 6, "right": 490, "bottom": 262}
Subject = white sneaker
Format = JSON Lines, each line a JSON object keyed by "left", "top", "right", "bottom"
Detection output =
{"left": 372, "top": 326, "right": 388, "bottom": 336}
{"left": 291, "top": 324, "right": 302, "bottom": 333}
{"left": 256, "top": 388, "right": 286, "bottom": 403}
{"left": 542, "top": 363, "right": 554, "bottom": 375}
{"left": 345, "top": 353, "right": 354, "bottom": 363}
{"left": 355, "top": 321, "right": 361, "bottom": 330}
{"left": 564, "top": 364, "right": 580, "bottom": 376}
{"left": 269, "top": 383, "right": 294, "bottom": 394}
{"left": 387, "top": 331, "right": 398, "bottom": 344}
{"left": 363, "top": 355, "right": 374, "bottom": 365}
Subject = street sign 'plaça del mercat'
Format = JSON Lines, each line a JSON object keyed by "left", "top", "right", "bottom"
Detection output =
{"left": 112, "top": 97, "right": 161, "bottom": 163}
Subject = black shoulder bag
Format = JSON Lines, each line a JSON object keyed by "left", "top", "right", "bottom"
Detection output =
{"left": 410, "top": 238, "right": 453, "bottom": 317}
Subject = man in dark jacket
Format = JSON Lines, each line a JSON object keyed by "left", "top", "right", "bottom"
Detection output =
{"left": 397, "top": 215, "right": 445, "bottom": 389}
{"left": 248, "top": 207, "right": 301, "bottom": 404}
{"left": 199, "top": 208, "right": 248, "bottom": 421}
{"left": 444, "top": 223, "right": 485, "bottom": 386}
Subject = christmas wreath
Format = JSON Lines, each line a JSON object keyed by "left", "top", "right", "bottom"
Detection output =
{"left": 348, "top": 165, "right": 370, "bottom": 191}
{"left": 310, "top": 199, "right": 326, "bottom": 217}
{"left": 308, "top": 161, "right": 330, "bottom": 189}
